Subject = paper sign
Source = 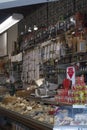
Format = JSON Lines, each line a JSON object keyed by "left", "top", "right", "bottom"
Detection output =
{"left": 67, "top": 66, "right": 75, "bottom": 85}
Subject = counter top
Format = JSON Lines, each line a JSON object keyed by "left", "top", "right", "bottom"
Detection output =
{"left": 0, "top": 107, "right": 87, "bottom": 130}
{"left": 0, "top": 107, "right": 53, "bottom": 130}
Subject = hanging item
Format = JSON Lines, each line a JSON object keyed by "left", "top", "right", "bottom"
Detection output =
{"left": 77, "top": 32, "right": 86, "bottom": 52}
{"left": 66, "top": 35, "right": 73, "bottom": 54}
{"left": 56, "top": 38, "right": 61, "bottom": 58}
{"left": 60, "top": 42, "right": 66, "bottom": 57}
{"left": 72, "top": 36, "right": 77, "bottom": 53}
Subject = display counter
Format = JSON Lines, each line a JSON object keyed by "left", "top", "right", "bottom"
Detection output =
{"left": 0, "top": 95, "right": 87, "bottom": 130}
{"left": 0, "top": 107, "right": 53, "bottom": 130}
{"left": 0, "top": 106, "right": 87, "bottom": 130}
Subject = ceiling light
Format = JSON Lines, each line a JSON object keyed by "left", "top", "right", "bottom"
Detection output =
{"left": 28, "top": 27, "right": 32, "bottom": 32}
{"left": 34, "top": 25, "right": 38, "bottom": 31}
{"left": 70, "top": 17, "right": 76, "bottom": 24}
{"left": 72, "top": 31, "right": 75, "bottom": 34}
{"left": 20, "top": 32, "right": 24, "bottom": 35}
{"left": 0, "top": 0, "right": 15, "bottom": 3}
{"left": 0, "top": 13, "right": 23, "bottom": 34}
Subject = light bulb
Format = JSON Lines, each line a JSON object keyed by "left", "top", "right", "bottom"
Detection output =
{"left": 28, "top": 27, "right": 32, "bottom": 32}
{"left": 34, "top": 25, "right": 38, "bottom": 31}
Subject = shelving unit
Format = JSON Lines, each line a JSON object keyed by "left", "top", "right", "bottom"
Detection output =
{"left": 10, "top": 62, "right": 22, "bottom": 82}
{"left": 57, "top": 51, "right": 87, "bottom": 85}
{"left": 8, "top": 59, "right": 23, "bottom": 90}
{"left": 43, "top": 59, "right": 58, "bottom": 84}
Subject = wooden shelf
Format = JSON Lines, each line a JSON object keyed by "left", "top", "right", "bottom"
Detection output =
{"left": 58, "top": 52, "right": 87, "bottom": 65}
{"left": 76, "top": 70, "right": 87, "bottom": 75}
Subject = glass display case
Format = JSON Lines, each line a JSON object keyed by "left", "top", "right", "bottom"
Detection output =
{"left": 0, "top": 94, "right": 87, "bottom": 130}
{"left": 53, "top": 104, "right": 87, "bottom": 130}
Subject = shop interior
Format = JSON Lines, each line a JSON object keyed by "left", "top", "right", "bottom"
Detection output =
{"left": 0, "top": 0, "right": 87, "bottom": 130}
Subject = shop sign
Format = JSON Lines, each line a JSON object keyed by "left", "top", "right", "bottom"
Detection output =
{"left": 67, "top": 66, "right": 75, "bottom": 85}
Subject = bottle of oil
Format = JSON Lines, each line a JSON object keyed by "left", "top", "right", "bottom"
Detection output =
{"left": 9, "top": 82, "right": 15, "bottom": 96}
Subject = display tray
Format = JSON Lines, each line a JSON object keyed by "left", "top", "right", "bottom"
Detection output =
{"left": 0, "top": 107, "right": 53, "bottom": 130}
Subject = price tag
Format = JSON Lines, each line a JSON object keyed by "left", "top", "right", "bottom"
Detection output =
{"left": 53, "top": 127, "right": 78, "bottom": 130}
{"left": 73, "top": 104, "right": 87, "bottom": 108}
{"left": 53, "top": 126, "right": 87, "bottom": 130}
{"left": 82, "top": 128, "right": 87, "bottom": 130}
{"left": 53, "top": 128, "right": 61, "bottom": 130}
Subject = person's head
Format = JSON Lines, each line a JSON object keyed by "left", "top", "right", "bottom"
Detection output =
{"left": 5, "top": 72, "right": 9, "bottom": 78}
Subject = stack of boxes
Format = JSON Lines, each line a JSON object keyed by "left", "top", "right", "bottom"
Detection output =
{"left": 55, "top": 75, "right": 87, "bottom": 104}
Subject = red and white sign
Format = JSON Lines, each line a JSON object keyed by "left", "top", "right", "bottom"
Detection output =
{"left": 67, "top": 66, "right": 75, "bottom": 85}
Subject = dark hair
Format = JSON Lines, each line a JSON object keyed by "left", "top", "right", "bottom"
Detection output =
{"left": 5, "top": 72, "right": 9, "bottom": 77}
